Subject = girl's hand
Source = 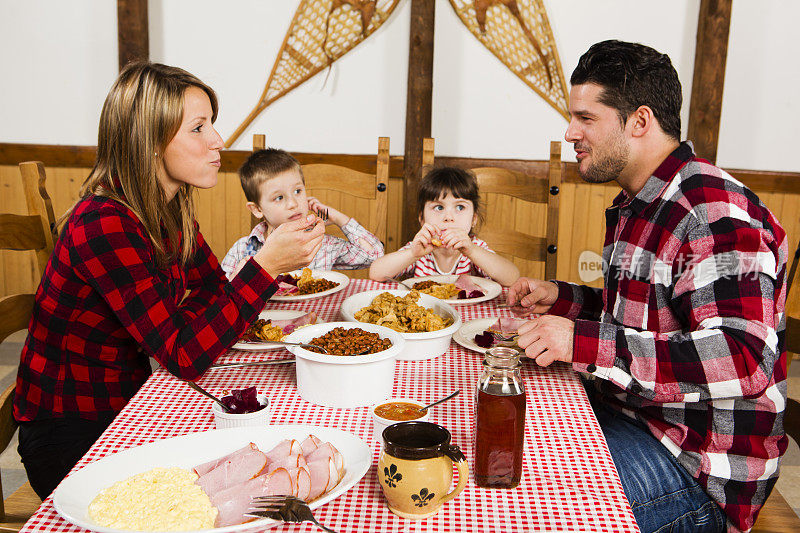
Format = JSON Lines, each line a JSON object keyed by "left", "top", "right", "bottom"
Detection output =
{"left": 307, "top": 197, "right": 347, "bottom": 227}
{"left": 439, "top": 228, "right": 474, "bottom": 253}
{"left": 410, "top": 223, "right": 439, "bottom": 258}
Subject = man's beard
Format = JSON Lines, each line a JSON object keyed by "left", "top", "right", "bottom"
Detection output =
{"left": 577, "top": 135, "right": 629, "bottom": 184}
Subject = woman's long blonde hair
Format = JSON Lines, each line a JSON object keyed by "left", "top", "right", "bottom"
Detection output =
{"left": 75, "top": 62, "right": 218, "bottom": 267}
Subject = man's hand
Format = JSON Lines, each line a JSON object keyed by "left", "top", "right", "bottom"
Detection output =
{"left": 255, "top": 214, "right": 325, "bottom": 277}
{"left": 507, "top": 277, "right": 559, "bottom": 314}
{"left": 516, "top": 315, "right": 574, "bottom": 367}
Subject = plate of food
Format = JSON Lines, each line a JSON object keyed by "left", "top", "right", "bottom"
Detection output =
{"left": 53, "top": 424, "right": 371, "bottom": 533}
{"left": 271, "top": 268, "right": 349, "bottom": 301}
{"left": 402, "top": 274, "right": 501, "bottom": 304}
{"left": 453, "top": 317, "right": 529, "bottom": 353}
{"left": 232, "top": 310, "right": 319, "bottom": 350}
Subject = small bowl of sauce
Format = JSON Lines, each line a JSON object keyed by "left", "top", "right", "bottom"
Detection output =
{"left": 371, "top": 398, "right": 429, "bottom": 444}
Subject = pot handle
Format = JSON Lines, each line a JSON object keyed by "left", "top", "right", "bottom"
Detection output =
{"left": 440, "top": 444, "right": 468, "bottom": 504}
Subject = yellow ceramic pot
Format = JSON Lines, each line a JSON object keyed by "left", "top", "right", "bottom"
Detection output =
{"left": 377, "top": 421, "right": 469, "bottom": 519}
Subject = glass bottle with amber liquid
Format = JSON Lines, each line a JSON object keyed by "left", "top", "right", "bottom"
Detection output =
{"left": 474, "top": 347, "right": 526, "bottom": 488}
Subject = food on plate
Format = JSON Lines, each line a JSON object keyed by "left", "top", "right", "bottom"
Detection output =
{"left": 354, "top": 291, "right": 453, "bottom": 333}
{"left": 88, "top": 467, "right": 218, "bottom": 531}
{"left": 305, "top": 327, "right": 392, "bottom": 356}
{"left": 412, "top": 280, "right": 459, "bottom": 300}
{"left": 474, "top": 317, "right": 528, "bottom": 349}
{"left": 412, "top": 274, "right": 485, "bottom": 300}
{"left": 275, "top": 268, "right": 338, "bottom": 296}
{"left": 454, "top": 274, "right": 486, "bottom": 299}
{"left": 195, "top": 435, "right": 345, "bottom": 527}
{"left": 241, "top": 311, "right": 317, "bottom": 342}
{"left": 374, "top": 401, "right": 426, "bottom": 421}
{"left": 220, "top": 387, "right": 267, "bottom": 414}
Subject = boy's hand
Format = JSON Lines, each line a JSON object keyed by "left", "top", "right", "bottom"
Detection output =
{"left": 439, "top": 228, "right": 474, "bottom": 254}
{"left": 410, "top": 223, "right": 439, "bottom": 258}
{"left": 255, "top": 214, "right": 325, "bottom": 277}
{"left": 307, "top": 197, "right": 347, "bottom": 227}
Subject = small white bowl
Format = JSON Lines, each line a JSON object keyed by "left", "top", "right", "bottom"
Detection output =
{"left": 371, "top": 398, "right": 430, "bottom": 443}
{"left": 211, "top": 393, "right": 270, "bottom": 430}
{"left": 283, "top": 322, "right": 405, "bottom": 408}
{"left": 340, "top": 290, "right": 462, "bottom": 360}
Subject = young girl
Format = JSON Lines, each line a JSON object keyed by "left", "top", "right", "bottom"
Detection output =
{"left": 370, "top": 166, "right": 519, "bottom": 286}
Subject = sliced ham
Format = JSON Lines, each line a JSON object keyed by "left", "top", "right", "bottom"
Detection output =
{"left": 196, "top": 450, "right": 267, "bottom": 499}
{"left": 266, "top": 453, "right": 307, "bottom": 474}
{"left": 270, "top": 311, "right": 317, "bottom": 335}
{"left": 454, "top": 274, "right": 486, "bottom": 299}
{"left": 275, "top": 281, "right": 299, "bottom": 296}
{"left": 211, "top": 468, "right": 293, "bottom": 527}
{"left": 306, "top": 457, "right": 338, "bottom": 500}
{"left": 287, "top": 466, "right": 311, "bottom": 500}
{"left": 299, "top": 435, "right": 320, "bottom": 456}
{"left": 489, "top": 317, "right": 529, "bottom": 335}
{"left": 265, "top": 439, "right": 302, "bottom": 463}
{"left": 193, "top": 443, "right": 258, "bottom": 477}
{"left": 305, "top": 443, "right": 344, "bottom": 482}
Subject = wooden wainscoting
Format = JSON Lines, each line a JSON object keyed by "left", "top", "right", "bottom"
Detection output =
{"left": 1, "top": 144, "right": 799, "bottom": 298}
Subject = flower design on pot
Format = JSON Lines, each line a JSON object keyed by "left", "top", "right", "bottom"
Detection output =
{"left": 411, "top": 487, "right": 435, "bottom": 507}
{"left": 383, "top": 463, "right": 402, "bottom": 488}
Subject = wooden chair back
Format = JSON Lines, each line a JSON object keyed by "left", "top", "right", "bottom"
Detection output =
{"left": 0, "top": 162, "right": 53, "bottom": 523}
{"left": 421, "top": 138, "right": 562, "bottom": 279}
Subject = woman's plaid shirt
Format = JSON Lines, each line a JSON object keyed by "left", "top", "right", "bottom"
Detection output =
{"left": 549, "top": 142, "right": 788, "bottom": 532}
{"left": 14, "top": 195, "right": 276, "bottom": 423}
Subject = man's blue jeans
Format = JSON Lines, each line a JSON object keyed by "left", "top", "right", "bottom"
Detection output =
{"left": 588, "top": 391, "right": 727, "bottom": 533}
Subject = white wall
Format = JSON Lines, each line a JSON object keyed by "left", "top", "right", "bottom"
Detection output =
{"left": 0, "top": 0, "right": 797, "bottom": 172}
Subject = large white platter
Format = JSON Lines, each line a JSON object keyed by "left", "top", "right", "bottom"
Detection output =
{"left": 231, "top": 309, "right": 321, "bottom": 350}
{"left": 270, "top": 270, "right": 349, "bottom": 301}
{"left": 403, "top": 275, "right": 501, "bottom": 305}
{"left": 53, "top": 425, "right": 372, "bottom": 533}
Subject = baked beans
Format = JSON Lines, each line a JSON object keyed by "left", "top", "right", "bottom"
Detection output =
{"left": 306, "top": 327, "right": 392, "bottom": 356}
{"left": 297, "top": 278, "right": 339, "bottom": 295}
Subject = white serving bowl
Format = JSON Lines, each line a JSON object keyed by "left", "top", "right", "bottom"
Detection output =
{"left": 371, "top": 398, "right": 430, "bottom": 444}
{"left": 283, "top": 322, "right": 405, "bottom": 408}
{"left": 339, "top": 289, "right": 462, "bottom": 360}
{"left": 211, "top": 393, "right": 270, "bottom": 429}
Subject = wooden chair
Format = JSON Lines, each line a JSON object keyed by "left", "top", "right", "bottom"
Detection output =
{"left": 0, "top": 163, "right": 54, "bottom": 529}
{"left": 752, "top": 242, "right": 800, "bottom": 531}
{"left": 421, "top": 138, "right": 562, "bottom": 279}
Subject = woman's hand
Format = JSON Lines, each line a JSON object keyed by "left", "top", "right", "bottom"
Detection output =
{"left": 253, "top": 214, "right": 325, "bottom": 277}
{"left": 410, "top": 223, "right": 440, "bottom": 258}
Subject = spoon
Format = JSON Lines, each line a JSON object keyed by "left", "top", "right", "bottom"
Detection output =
{"left": 420, "top": 390, "right": 460, "bottom": 413}
{"left": 185, "top": 380, "right": 231, "bottom": 413}
{"left": 238, "top": 340, "right": 329, "bottom": 353}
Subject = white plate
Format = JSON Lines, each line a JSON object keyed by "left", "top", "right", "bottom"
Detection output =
{"left": 453, "top": 317, "right": 502, "bottom": 353}
{"left": 403, "top": 275, "right": 501, "bottom": 305}
{"left": 53, "top": 425, "right": 371, "bottom": 533}
{"left": 232, "top": 309, "right": 321, "bottom": 350}
{"left": 271, "top": 270, "right": 349, "bottom": 301}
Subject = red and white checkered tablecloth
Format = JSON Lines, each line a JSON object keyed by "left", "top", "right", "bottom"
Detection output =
{"left": 21, "top": 278, "right": 639, "bottom": 533}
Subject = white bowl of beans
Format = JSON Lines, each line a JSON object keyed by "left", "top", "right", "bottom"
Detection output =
{"left": 283, "top": 322, "right": 405, "bottom": 408}
{"left": 339, "top": 290, "right": 462, "bottom": 361}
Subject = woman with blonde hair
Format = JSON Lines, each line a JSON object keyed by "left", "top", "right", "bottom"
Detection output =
{"left": 13, "top": 62, "right": 325, "bottom": 499}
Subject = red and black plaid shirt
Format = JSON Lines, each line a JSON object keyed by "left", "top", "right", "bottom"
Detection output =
{"left": 549, "top": 142, "right": 788, "bottom": 531}
{"left": 14, "top": 194, "right": 276, "bottom": 423}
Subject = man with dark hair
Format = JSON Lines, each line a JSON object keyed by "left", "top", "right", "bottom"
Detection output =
{"left": 509, "top": 40, "right": 787, "bottom": 532}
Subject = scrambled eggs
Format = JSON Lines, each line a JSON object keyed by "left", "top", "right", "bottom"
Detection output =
{"left": 354, "top": 291, "right": 453, "bottom": 333}
{"left": 88, "top": 467, "right": 217, "bottom": 531}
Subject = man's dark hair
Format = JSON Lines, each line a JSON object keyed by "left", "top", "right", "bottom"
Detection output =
{"left": 238, "top": 148, "right": 302, "bottom": 203}
{"left": 571, "top": 40, "right": 682, "bottom": 140}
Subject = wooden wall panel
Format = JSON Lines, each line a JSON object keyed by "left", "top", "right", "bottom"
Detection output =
{"left": 2, "top": 161, "right": 799, "bottom": 298}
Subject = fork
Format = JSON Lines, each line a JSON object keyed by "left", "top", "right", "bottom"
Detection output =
{"left": 382, "top": 275, "right": 410, "bottom": 287}
{"left": 247, "top": 495, "right": 338, "bottom": 533}
{"left": 304, "top": 208, "right": 329, "bottom": 232}
{"left": 489, "top": 330, "right": 519, "bottom": 344}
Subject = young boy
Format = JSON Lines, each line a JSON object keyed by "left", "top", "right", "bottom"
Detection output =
{"left": 222, "top": 148, "right": 384, "bottom": 278}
